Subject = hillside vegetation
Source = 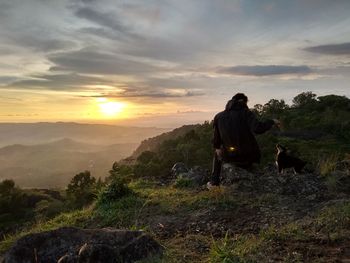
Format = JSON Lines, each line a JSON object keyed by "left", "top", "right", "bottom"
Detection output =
{"left": 129, "top": 92, "right": 350, "bottom": 178}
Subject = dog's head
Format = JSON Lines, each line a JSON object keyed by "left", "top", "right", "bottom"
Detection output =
{"left": 276, "top": 144, "right": 287, "bottom": 153}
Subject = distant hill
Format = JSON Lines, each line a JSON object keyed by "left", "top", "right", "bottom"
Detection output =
{"left": 0, "top": 122, "right": 168, "bottom": 147}
{"left": 0, "top": 139, "right": 138, "bottom": 188}
{"left": 131, "top": 124, "right": 201, "bottom": 158}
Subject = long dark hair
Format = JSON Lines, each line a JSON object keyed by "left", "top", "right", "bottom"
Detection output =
{"left": 226, "top": 93, "right": 248, "bottom": 111}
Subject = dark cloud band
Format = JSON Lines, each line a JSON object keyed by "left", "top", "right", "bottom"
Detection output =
{"left": 82, "top": 89, "right": 204, "bottom": 99}
{"left": 304, "top": 42, "right": 350, "bottom": 55}
{"left": 216, "top": 65, "right": 312, "bottom": 76}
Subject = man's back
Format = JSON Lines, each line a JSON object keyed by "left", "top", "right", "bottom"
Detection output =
{"left": 208, "top": 93, "right": 277, "bottom": 187}
{"left": 213, "top": 103, "right": 274, "bottom": 164}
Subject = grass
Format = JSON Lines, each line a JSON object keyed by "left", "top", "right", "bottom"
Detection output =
{"left": 1, "top": 180, "right": 350, "bottom": 262}
{"left": 94, "top": 194, "right": 145, "bottom": 228}
{"left": 314, "top": 201, "right": 350, "bottom": 239}
{"left": 174, "top": 176, "right": 194, "bottom": 188}
{"left": 318, "top": 154, "right": 339, "bottom": 176}
{"left": 0, "top": 208, "right": 92, "bottom": 253}
{"left": 260, "top": 223, "right": 308, "bottom": 242}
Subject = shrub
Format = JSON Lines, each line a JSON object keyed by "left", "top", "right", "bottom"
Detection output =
{"left": 97, "top": 178, "right": 133, "bottom": 205}
{"left": 66, "top": 171, "right": 97, "bottom": 208}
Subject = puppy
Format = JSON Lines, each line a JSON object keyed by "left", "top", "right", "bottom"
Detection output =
{"left": 275, "top": 144, "right": 306, "bottom": 174}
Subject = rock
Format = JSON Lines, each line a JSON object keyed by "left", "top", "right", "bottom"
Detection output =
{"left": 335, "top": 160, "right": 350, "bottom": 172}
{"left": 1, "top": 227, "right": 163, "bottom": 263}
{"left": 329, "top": 170, "right": 350, "bottom": 194}
{"left": 171, "top": 162, "right": 189, "bottom": 177}
{"left": 181, "top": 166, "right": 209, "bottom": 186}
{"left": 78, "top": 243, "right": 116, "bottom": 263}
{"left": 220, "top": 162, "right": 327, "bottom": 199}
{"left": 220, "top": 163, "right": 255, "bottom": 186}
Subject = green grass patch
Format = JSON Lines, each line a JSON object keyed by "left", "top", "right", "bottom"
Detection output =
{"left": 94, "top": 194, "right": 145, "bottom": 228}
{"left": 260, "top": 223, "right": 308, "bottom": 242}
{"left": 210, "top": 232, "right": 264, "bottom": 263}
{"left": 0, "top": 208, "right": 92, "bottom": 254}
{"left": 314, "top": 201, "right": 350, "bottom": 239}
{"left": 174, "top": 176, "right": 194, "bottom": 189}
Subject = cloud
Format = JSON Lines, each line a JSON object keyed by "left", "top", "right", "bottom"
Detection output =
{"left": 6, "top": 73, "right": 109, "bottom": 90}
{"left": 78, "top": 27, "right": 120, "bottom": 40}
{"left": 48, "top": 48, "right": 162, "bottom": 75}
{"left": 216, "top": 65, "right": 312, "bottom": 76}
{"left": 303, "top": 42, "right": 350, "bottom": 55}
{"left": 0, "top": 76, "right": 22, "bottom": 85}
{"left": 0, "top": 96, "right": 22, "bottom": 101}
{"left": 83, "top": 88, "right": 204, "bottom": 99}
{"left": 17, "top": 37, "right": 75, "bottom": 52}
{"left": 75, "top": 7, "right": 129, "bottom": 34}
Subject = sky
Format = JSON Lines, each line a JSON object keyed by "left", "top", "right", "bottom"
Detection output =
{"left": 0, "top": 0, "right": 350, "bottom": 128}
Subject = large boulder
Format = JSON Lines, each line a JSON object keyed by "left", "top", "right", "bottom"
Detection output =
{"left": 171, "top": 162, "right": 189, "bottom": 177}
{"left": 220, "top": 163, "right": 327, "bottom": 198}
{"left": 187, "top": 166, "right": 210, "bottom": 185}
{"left": 171, "top": 163, "right": 209, "bottom": 186}
{"left": 1, "top": 227, "right": 163, "bottom": 263}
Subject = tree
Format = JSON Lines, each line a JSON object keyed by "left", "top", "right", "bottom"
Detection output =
{"left": 317, "top": 95, "right": 350, "bottom": 110}
{"left": 262, "top": 99, "right": 289, "bottom": 117}
{"left": 0, "top": 179, "right": 25, "bottom": 214}
{"left": 137, "top": 151, "right": 158, "bottom": 164}
{"left": 66, "top": 171, "right": 96, "bottom": 208}
{"left": 0, "top": 179, "right": 15, "bottom": 194}
{"left": 292, "top": 91, "right": 317, "bottom": 108}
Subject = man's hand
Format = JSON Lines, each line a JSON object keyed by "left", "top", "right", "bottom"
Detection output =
{"left": 215, "top": 148, "right": 222, "bottom": 158}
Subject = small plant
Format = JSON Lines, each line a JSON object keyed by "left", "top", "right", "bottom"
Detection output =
{"left": 210, "top": 232, "right": 261, "bottom": 263}
{"left": 318, "top": 154, "right": 339, "bottom": 176}
{"left": 97, "top": 178, "right": 133, "bottom": 205}
{"left": 210, "top": 233, "right": 242, "bottom": 263}
{"left": 174, "top": 176, "right": 194, "bottom": 188}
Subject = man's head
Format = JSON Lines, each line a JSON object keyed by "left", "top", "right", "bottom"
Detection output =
{"left": 232, "top": 93, "right": 248, "bottom": 104}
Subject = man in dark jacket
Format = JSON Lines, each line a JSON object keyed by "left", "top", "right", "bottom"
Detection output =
{"left": 208, "top": 93, "right": 279, "bottom": 187}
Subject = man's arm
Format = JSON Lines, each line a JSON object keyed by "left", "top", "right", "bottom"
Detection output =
{"left": 246, "top": 110, "right": 275, "bottom": 134}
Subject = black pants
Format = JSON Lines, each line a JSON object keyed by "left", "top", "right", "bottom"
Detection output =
{"left": 211, "top": 151, "right": 253, "bottom": 185}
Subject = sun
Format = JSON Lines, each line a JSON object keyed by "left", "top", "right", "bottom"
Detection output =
{"left": 97, "top": 99, "right": 125, "bottom": 117}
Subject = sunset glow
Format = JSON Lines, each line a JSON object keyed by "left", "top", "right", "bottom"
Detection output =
{"left": 97, "top": 99, "right": 126, "bottom": 118}
{"left": 0, "top": 1, "right": 349, "bottom": 127}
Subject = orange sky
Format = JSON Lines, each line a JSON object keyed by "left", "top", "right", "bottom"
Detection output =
{"left": 1, "top": 0, "right": 350, "bottom": 127}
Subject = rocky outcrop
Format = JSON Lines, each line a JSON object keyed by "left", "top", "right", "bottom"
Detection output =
{"left": 1, "top": 227, "right": 163, "bottom": 263}
{"left": 171, "top": 162, "right": 189, "bottom": 177}
{"left": 221, "top": 163, "right": 327, "bottom": 198}
{"left": 172, "top": 163, "right": 209, "bottom": 186}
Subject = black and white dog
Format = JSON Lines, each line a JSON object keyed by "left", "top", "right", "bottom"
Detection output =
{"left": 275, "top": 144, "right": 306, "bottom": 174}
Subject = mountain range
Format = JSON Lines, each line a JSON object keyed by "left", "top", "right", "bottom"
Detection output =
{"left": 0, "top": 123, "right": 168, "bottom": 188}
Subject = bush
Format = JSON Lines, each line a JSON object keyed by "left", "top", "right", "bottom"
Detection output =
{"left": 97, "top": 178, "right": 133, "bottom": 205}
{"left": 66, "top": 171, "right": 97, "bottom": 208}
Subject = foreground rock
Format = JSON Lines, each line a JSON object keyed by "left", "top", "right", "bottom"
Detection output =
{"left": 1, "top": 227, "right": 163, "bottom": 263}
{"left": 221, "top": 163, "right": 327, "bottom": 198}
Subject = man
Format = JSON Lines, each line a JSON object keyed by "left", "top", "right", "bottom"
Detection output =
{"left": 208, "top": 93, "right": 279, "bottom": 187}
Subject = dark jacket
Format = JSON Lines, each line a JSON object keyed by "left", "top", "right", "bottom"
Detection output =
{"left": 213, "top": 101, "right": 274, "bottom": 164}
